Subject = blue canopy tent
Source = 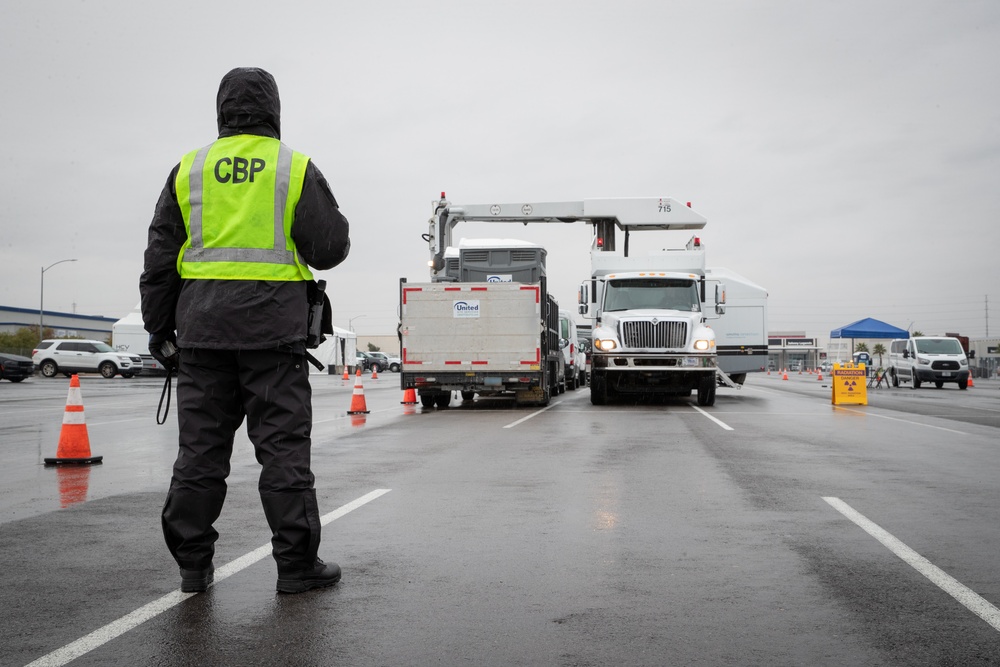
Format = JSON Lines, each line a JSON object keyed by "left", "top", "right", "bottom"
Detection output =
{"left": 830, "top": 317, "right": 909, "bottom": 340}
{"left": 830, "top": 318, "right": 909, "bottom": 371}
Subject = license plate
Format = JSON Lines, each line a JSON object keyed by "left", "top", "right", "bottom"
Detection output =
{"left": 941, "top": 372, "right": 952, "bottom": 377}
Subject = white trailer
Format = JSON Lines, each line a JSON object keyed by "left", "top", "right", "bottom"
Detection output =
{"left": 399, "top": 280, "right": 561, "bottom": 407}
{"left": 112, "top": 305, "right": 163, "bottom": 373}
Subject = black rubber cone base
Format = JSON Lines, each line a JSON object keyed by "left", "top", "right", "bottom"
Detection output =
{"left": 44, "top": 456, "right": 103, "bottom": 466}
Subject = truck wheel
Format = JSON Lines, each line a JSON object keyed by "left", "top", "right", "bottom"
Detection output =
{"left": 420, "top": 394, "right": 436, "bottom": 408}
{"left": 590, "top": 376, "right": 608, "bottom": 405}
{"left": 461, "top": 391, "right": 475, "bottom": 401}
{"left": 958, "top": 378, "right": 968, "bottom": 390}
{"left": 891, "top": 368, "right": 899, "bottom": 387}
{"left": 912, "top": 372, "right": 921, "bottom": 389}
{"left": 697, "top": 377, "right": 716, "bottom": 406}
{"left": 435, "top": 393, "right": 452, "bottom": 408}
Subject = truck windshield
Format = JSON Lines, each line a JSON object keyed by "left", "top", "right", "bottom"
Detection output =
{"left": 604, "top": 278, "right": 700, "bottom": 312}
{"left": 914, "top": 338, "right": 964, "bottom": 355}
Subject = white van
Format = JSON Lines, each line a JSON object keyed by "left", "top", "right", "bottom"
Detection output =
{"left": 558, "top": 310, "right": 586, "bottom": 390}
{"left": 889, "top": 336, "right": 970, "bottom": 389}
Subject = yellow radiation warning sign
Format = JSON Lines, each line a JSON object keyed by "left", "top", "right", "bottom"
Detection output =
{"left": 832, "top": 362, "right": 868, "bottom": 405}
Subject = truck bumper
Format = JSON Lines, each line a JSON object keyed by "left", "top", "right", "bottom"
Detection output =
{"left": 592, "top": 353, "right": 716, "bottom": 394}
{"left": 402, "top": 371, "right": 543, "bottom": 393}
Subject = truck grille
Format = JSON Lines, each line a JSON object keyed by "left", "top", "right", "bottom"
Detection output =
{"left": 620, "top": 321, "right": 687, "bottom": 349}
{"left": 931, "top": 360, "right": 960, "bottom": 371}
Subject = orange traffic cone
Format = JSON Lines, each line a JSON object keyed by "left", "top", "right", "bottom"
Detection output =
{"left": 371, "top": 366, "right": 379, "bottom": 380}
{"left": 347, "top": 371, "right": 370, "bottom": 414}
{"left": 401, "top": 387, "right": 417, "bottom": 405}
{"left": 817, "top": 371, "right": 823, "bottom": 381}
{"left": 967, "top": 371, "right": 974, "bottom": 388}
{"left": 342, "top": 365, "right": 349, "bottom": 381}
{"left": 782, "top": 371, "right": 789, "bottom": 381}
{"left": 45, "top": 374, "right": 102, "bottom": 465}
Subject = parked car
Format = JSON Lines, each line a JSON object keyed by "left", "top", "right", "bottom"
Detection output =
{"left": 356, "top": 350, "right": 376, "bottom": 372}
{"left": 368, "top": 351, "right": 401, "bottom": 372}
{"left": 0, "top": 352, "right": 34, "bottom": 382}
{"left": 32, "top": 339, "right": 143, "bottom": 379}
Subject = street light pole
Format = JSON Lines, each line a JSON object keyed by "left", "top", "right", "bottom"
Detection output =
{"left": 348, "top": 314, "right": 366, "bottom": 332}
{"left": 40, "top": 259, "right": 78, "bottom": 341}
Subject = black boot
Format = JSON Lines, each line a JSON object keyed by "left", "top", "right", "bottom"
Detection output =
{"left": 276, "top": 559, "right": 341, "bottom": 594}
{"left": 180, "top": 564, "right": 215, "bottom": 593}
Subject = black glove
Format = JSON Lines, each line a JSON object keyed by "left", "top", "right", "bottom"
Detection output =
{"left": 148, "top": 331, "right": 179, "bottom": 373}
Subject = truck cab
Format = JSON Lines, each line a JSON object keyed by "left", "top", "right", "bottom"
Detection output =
{"left": 581, "top": 271, "right": 722, "bottom": 405}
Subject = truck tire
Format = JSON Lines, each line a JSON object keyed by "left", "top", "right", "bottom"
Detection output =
{"left": 912, "top": 372, "right": 921, "bottom": 389}
{"left": 590, "top": 375, "right": 609, "bottom": 405}
{"left": 434, "top": 393, "right": 452, "bottom": 408}
{"left": 461, "top": 391, "right": 475, "bottom": 401}
{"left": 697, "top": 377, "right": 716, "bottom": 406}
{"left": 420, "top": 394, "right": 436, "bottom": 408}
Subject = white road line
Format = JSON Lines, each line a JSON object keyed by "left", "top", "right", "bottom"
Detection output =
{"left": 24, "top": 488, "right": 392, "bottom": 667}
{"left": 823, "top": 496, "right": 1000, "bottom": 633}
{"left": 831, "top": 406, "right": 968, "bottom": 435}
{"left": 503, "top": 402, "right": 559, "bottom": 428}
{"left": 689, "top": 405, "right": 734, "bottom": 431}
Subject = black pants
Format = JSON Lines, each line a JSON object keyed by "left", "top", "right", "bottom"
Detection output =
{"left": 162, "top": 347, "right": 322, "bottom": 573}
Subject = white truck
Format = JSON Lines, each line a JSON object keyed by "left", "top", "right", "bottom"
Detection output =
{"left": 399, "top": 279, "right": 563, "bottom": 407}
{"left": 422, "top": 195, "right": 768, "bottom": 406}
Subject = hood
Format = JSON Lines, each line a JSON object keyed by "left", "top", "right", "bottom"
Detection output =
{"left": 216, "top": 67, "right": 281, "bottom": 138}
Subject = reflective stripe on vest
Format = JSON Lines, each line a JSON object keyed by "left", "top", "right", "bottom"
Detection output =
{"left": 176, "top": 135, "right": 313, "bottom": 281}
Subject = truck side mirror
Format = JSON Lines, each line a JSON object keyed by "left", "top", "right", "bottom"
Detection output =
{"left": 903, "top": 350, "right": 909, "bottom": 359}
{"left": 578, "top": 282, "right": 590, "bottom": 316}
{"left": 714, "top": 283, "right": 727, "bottom": 315}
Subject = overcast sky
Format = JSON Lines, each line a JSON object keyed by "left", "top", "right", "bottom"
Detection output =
{"left": 2, "top": 1, "right": 997, "bottom": 342}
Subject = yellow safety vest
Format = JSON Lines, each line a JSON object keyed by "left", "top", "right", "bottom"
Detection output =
{"left": 175, "top": 135, "right": 313, "bottom": 281}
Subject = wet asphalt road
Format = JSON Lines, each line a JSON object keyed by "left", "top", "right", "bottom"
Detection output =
{"left": 2, "top": 371, "right": 1000, "bottom": 666}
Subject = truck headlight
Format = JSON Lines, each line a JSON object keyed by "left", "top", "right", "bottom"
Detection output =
{"left": 594, "top": 338, "right": 618, "bottom": 351}
{"left": 693, "top": 339, "right": 712, "bottom": 351}
{"left": 917, "top": 357, "right": 930, "bottom": 365}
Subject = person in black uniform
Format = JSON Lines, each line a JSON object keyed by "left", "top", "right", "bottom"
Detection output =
{"left": 140, "top": 67, "right": 351, "bottom": 594}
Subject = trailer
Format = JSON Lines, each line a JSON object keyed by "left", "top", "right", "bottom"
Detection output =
{"left": 399, "top": 279, "right": 563, "bottom": 407}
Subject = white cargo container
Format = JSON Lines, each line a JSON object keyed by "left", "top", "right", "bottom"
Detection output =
{"left": 399, "top": 280, "right": 561, "bottom": 407}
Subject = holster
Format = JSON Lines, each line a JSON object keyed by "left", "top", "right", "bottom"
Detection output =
{"left": 305, "top": 279, "right": 333, "bottom": 350}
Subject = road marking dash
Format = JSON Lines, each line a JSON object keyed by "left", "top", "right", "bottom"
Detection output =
{"left": 823, "top": 496, "right": 1000, "bottom": 632}
{"left": 690, "top": 405, "right": 734, "bottom": 431}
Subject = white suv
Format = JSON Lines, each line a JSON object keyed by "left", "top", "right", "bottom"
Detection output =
{"left": 32, "top": 339, "right": 143, "bottom": 379}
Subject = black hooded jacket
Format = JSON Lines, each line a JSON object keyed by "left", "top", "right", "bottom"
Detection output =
{"left": 140, "top": 68, "right": 350, "bottom": 350}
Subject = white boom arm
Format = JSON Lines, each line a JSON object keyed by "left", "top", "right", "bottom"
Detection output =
{"left": 425, "top": 194, "right": 707, "bottom": 278}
